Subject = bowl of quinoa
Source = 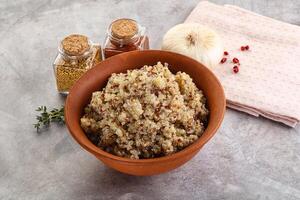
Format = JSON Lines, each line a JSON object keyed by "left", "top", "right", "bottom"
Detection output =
{"left": 65, "top": 50, "right": 225, "bottom": 175}
{"left": 80, "top": 62, "right": 209, "bottom": 159}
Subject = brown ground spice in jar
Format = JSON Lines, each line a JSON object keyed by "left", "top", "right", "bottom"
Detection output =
{"left": 111, "top": 19, "right": 138, "bottom": 39}
{"left": 103, "top": 18, "right": 149, "bottom": 59}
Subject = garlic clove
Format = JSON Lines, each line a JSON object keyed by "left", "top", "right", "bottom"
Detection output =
{"left": 162, "top": 23, "right": 223, "bottom": 68}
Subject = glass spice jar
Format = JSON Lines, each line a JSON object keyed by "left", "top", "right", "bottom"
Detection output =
{"left": 53, "top": 34, "right": 102, "bottom": 94}
{"left": 103, "top": 18, "right": 149, "bottom": 59}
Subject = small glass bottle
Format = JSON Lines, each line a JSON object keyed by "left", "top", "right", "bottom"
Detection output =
{"left": 103, "top": 18, "right": 149, "bottom": 59}
{"left": 53, "top": 34, "right": 102, "bottom": 94}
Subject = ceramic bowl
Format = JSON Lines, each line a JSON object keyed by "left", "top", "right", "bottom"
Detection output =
{"left": 65, "top": 50, "right": 225, "bottom": 176}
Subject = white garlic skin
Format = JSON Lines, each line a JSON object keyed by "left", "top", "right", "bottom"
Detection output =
{"left": 162, "top": 23, "right": 223, "bottom": 68}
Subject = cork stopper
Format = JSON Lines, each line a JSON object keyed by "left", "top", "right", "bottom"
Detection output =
{"left": 61, "top": 34, "right": 90, "bottom": 56}
{"left": 111, "top": 19, "right": 138, "bottom": 39}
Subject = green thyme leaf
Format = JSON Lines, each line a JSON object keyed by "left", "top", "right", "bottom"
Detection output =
{"left": 34, "top": 105, "right": 65, "bottom": 132}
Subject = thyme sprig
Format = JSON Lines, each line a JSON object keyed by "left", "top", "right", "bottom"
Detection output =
{"left": 34, "top": 106, "right": 65, "bottom": 132}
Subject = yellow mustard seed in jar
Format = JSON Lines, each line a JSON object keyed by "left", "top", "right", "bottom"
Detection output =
{"left": 53, "top": 34, "right": 102, "bottom": 94}
{"left": 55, "top": 67, "right": 86, "bottom": 92}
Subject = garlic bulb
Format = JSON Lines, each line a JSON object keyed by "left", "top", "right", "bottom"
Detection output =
{"left": 162, "top": 23, "right": 223, "bottom": 68}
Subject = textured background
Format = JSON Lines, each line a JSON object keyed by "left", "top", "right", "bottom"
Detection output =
{"left": 0, "top": 0, "right": 299, "bottom": 199}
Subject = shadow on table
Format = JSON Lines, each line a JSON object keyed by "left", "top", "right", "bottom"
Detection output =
{"left": 75, "top": 164, "right": 166, "bottom": 199}
{"left": 99, "top": 164, "right": 160, "bottom": 183}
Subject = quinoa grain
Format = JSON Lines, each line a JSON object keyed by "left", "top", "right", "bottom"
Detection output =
{"left": 81, "top": 62, "right": 209, "bottom": 159}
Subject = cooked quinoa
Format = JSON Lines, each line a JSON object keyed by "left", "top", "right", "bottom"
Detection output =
{"left": 80, "top": 62, "right": 209, "bottom": 159}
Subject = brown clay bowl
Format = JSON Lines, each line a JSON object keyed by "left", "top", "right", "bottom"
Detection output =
{"left": 65, "top": 50, "right": 226, "bottom": 176}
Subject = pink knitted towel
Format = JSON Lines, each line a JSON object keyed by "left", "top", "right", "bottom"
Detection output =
{"left": 185, "top": 1, "right": 300, "bottom": 127}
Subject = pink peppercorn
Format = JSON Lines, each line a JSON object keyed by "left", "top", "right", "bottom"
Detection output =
{"left": 232, "top": 57, "right": 239, "bottom": 63}
{"left": 233, "top": 66, "right": 239, "bottom": 73}
{"left": 220, "top": 57, "right": 227, "bottom": 64}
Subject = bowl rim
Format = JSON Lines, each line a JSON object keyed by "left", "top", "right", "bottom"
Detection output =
{"left": 65, "top": 50, "right": 226, "bottom": 164}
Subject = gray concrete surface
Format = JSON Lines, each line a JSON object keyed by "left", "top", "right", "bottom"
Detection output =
{"left": 0, "top": 0, "right": 300, "bottom": 199}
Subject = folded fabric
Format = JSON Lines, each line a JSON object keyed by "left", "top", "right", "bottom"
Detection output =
{"left": 185, "top": 1, "right": 300, "bottom": 127}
